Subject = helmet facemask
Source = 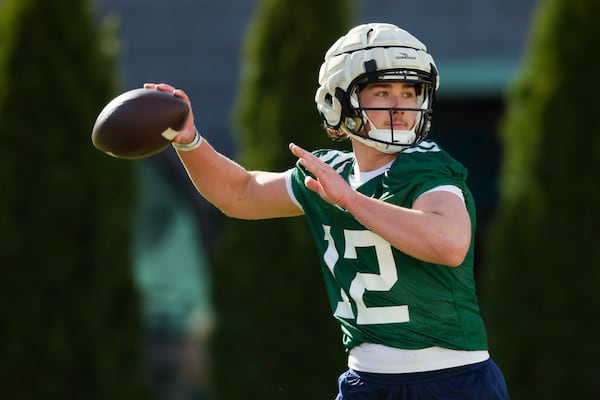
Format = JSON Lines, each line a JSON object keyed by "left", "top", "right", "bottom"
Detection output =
{"left": 339, "top": 68, "right": 437, "bottom": 154}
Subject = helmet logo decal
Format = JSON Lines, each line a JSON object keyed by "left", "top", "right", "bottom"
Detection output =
{"left": 395, "top": 52, "right": 417, "bottom": 60}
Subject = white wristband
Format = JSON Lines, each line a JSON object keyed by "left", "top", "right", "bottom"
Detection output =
{"left": 172, "top": 129, "right": 203, "bottom": 151}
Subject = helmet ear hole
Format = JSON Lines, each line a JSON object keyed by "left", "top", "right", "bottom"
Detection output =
{"left": 335, "top": 87, "right": 354, "bottom": 121}
{"left": 343, "top": 116, "right": 364, "bottom": 134}
{"left": 324, "top": 93, "right": 333, "bottom": 106}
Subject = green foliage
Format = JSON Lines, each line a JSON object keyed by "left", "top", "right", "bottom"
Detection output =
{"left": 210, "top": 1, "right": 352, "bottom": 399}
{"left": 0, "top": 0, "right": 146, "bottom": 398}
{"left": 480, "top": 0, "right": 600, "bottom": 398}
{"left": 234, "top": 0, "right": 352, "bottom": 169}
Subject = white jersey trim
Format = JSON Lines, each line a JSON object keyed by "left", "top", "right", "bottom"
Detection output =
{"left": 284, "top": 168, "right": 303, "bottom": 211}
{"left": 421, "top": 184, "right": 465, "bottom": 203}
{"left": 348, "top": 343, "right": 489, "bottom": 373}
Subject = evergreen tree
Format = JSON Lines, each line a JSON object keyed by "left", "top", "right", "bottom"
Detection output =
{"left": 481, "top": 0, "right": 600, "bottom": 398}
{"left": 0, "top": 1, "right": 145, "bottom": 398}
{"left": 209, "top": 1, "right": 352, "bottom": 399}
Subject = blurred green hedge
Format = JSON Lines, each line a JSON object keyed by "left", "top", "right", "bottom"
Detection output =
{"left": 481, "top": 0, "right": 600, "bottom": 398}
{"left": 0, "top": 1, "right": 146, "bottom": 398}
{"left": 209, "top": 0, "right": 352, "bottom": 399}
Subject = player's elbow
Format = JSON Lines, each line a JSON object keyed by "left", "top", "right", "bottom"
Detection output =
{"left": 442, "top": 248, "right": 468, "bottom": 267}
{"left": 217, "top": 203, "right": 257, "bottom": 220}
{"left": 437, "top": 235, "right": 470, "bottom": 267}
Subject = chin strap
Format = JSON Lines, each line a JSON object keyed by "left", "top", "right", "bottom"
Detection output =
{"left": 349, "top": 132, "right": 410, "bottom": 154}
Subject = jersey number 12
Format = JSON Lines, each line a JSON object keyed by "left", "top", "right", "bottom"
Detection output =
{"left": 322, "top": 225, "right": 410, "bottom": 325}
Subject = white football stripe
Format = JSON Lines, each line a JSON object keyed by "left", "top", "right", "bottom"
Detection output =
{"left": 161, "top": 127, "right": 180, "bottom": 140}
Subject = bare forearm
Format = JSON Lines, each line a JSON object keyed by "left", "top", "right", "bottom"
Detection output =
{"left": 289, "top": 143, "right": 470, "bottom": 266}
{"left": 342, "top": 192, "right": 470, "bottom": 267}
{"left": 175, "top": 140, "right": 252, "bottom": 216}
{"left": 175, "top": 140, "right": 301, "bottom": 219}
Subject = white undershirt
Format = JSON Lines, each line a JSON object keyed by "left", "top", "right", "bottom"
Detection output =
{"left": 349, "top": 161, "right": 394, "bottom": 189}
{"left": 348, "top": 344, "right": 489, "bottom": 373}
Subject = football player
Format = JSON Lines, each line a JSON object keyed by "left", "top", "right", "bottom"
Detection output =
{"left": 145, "top": 22, "right": 509, "bottom": 400}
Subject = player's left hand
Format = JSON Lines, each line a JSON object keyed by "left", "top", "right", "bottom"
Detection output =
{"left": 289, "top": 143, "right": 356, "bottom": 209}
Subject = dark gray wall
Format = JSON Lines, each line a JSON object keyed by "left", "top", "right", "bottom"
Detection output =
{"left": 358, "top": 0, "right": 538, "bottom": 60}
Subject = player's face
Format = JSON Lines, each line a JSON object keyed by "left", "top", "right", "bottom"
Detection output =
{"left": 359, "top": 82, "right": 418, "bottom": 131}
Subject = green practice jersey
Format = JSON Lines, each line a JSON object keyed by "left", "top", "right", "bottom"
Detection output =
{"left": 289, "top": 141, "right": 489, "bottom": 352}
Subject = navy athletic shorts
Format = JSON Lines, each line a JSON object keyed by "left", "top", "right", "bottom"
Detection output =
{"left": 335, "top": 358, "right": 509, "bottom": 400}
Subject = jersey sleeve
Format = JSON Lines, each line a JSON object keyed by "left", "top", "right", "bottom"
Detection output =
{"left": 386, "top": 142, "right": 472, "bottom": 207}
{"left": 284, "top": 168, "right": 304, "bottom": 212}
{"left": 288, "top": 149, "right": 354, "bottom": 212}
{"left": 420, "top": 185, "right": 465, "bottom": 203}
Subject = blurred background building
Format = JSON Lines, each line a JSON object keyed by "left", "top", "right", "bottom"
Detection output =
{"left": 93, "top": 0, "right": 538, "bottom": 398}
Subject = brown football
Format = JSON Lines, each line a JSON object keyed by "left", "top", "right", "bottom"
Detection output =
{"left": 92, "top": 88, "right": 189, "bottom": 159}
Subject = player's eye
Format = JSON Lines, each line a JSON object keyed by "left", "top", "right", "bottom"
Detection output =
{"left": 374, "top": 90, "right": 389, "bottom": 97}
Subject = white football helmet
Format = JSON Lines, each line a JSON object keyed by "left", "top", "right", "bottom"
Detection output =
{"left": 315, "top": 23, "right": 439, "bottom": 153}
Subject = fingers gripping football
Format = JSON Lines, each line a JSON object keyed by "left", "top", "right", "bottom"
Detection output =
{"left": 92, "top": 83, "right": 196, "bottom": 159}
